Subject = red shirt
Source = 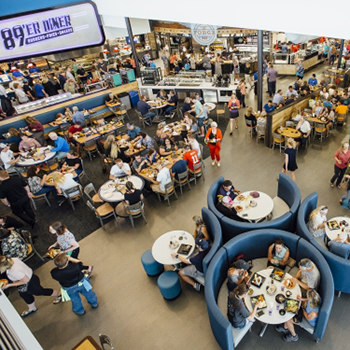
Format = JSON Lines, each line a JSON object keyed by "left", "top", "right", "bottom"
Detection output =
{"left": 29, "top": 121, "right": 43, "bottom": 132}
{"left": 68, "top": 125, "right": 82, "bottom": 140}
{"left": 183, "top": 150, "right": 200, "bottom": 171}
{"left": 334, "top": 149, "right": 350, "bottom": 169}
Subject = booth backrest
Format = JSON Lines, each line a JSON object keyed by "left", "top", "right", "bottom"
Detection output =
{"left": 297, "top": 192, "right": 350, "bottom": 294}
{"left": 201, "top": 207, "right": 223, "bottom": 276}
{"left": 295, "top": 238, "right": 334, "bottom": 340}
{"left": 205, "top": 230, "right": 334, "bottom": 349}
{"left": 207, "top": 176, "right": 225, "bottom": 220}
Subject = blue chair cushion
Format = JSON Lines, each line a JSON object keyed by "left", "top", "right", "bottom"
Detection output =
{"left": 329, "top": 241, "right": 350, "bottom": 259}
{"left": 141, "top": 250, "right": 163, "bottom": 276}
{"left": 157, "top": 271, "right": 181, "bottom": 300}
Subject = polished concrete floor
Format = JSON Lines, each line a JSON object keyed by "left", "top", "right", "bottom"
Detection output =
{"left": 8, "top": 64, "right": 350, "bottom": 350}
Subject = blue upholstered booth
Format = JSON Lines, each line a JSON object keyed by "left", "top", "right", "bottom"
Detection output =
{"left": 205, "top": 229, "right": 334, "bottom": 350}
{"left": 207, "top": 174, "right": 301, "bottom": 242}
{"left": 297, "top": 192, "right": 350, "bottom": 295}
{"left": 201, "top": 207, "right": 223, "bottom": 276}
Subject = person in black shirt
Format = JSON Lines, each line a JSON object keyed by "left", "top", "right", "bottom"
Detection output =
{"left": 171, "top": 238, "right": 210, "bottom": 292}
{"left": 124, "top": 181, "right": 143, "bottom": 206}
{"left": 23, "top": 71, "right": 34, "bottom": 87}
{"left": 42, "top": 77, "right": 58, "bottom": 96}
{"left": 62, "top": 151, "right": 83, "bottom": 176}
{"left": 163, "top": 90, "right": 178, "bottom": 115}
{"left": 97, "top": 58, "right": 107, "bottom": 76}
{"left": 105, "top": 93, "right": 119, "bottom": 104}
{"left": 0, "top": 216, "right": 24, "bottom": 230}
{"left": 285, "top": 94, "right": 297, "bottom": 105}
{"left": 58, "top": 70, "right": 66, "bottom": 90}
{"left": 216, "top": 196, "right": 244, "bottom": 221}
{"left": 22, "top": 80, "right": 35, "bottom": 100}
{"left": 0, "top": 171, "right": 36, "bottom": 228}
{"left": 51, "top": 254, "right": 96, "bottom": 315}
{"left": 76, "top": 65, "right": 88, "bottom": 86}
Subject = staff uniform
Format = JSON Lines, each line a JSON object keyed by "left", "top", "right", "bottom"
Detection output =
{"left": 205, "top": 127, "right": 222, "bottom": 162}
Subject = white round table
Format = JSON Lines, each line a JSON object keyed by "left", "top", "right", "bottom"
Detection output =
{"left": 232, "top": 191, "right": 274, "bottom": 222}
{"left": 204, "top": 102, "right": 216, "bottom": 112}
{"left": 16, "top": 147, "right": 56, "bottom": 167}
{"left": 152, "top": 230, "right": 195, "bottom": 265}
{"left": 325, "top": 216, "right": 350, "bottom": 241}
{"left": 244, "top": 269, "right": 301, "bottom": 335}
{"left": 98, "top": 175, "right": 144, "bottom": 203}
{"left": 148, "top": 100, "right": 168, "bottom": 110}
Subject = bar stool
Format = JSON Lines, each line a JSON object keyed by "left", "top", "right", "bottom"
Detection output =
{"left": 141, "top": 250, "right": 163, "bottom": 276}
{"left": 157, "top": 271, "right": 182, "bottom": 300}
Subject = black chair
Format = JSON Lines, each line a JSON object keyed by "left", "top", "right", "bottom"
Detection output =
{"left": 99, "top": 334, "right": 114, "bottom": 350}
{"left": 60, "top": 185, "right": 83, "bottom": 211}
{"left": 21, "top": 229, "right": 44, "bottom": 262}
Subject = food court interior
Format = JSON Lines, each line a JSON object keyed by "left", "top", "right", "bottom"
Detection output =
{"left": 1, "top": 1, "right": 350, "bottom": 350}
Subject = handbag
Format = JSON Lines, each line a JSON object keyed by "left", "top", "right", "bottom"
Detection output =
{"left": 339, "top": 177, "right": 349, "bottom": 191}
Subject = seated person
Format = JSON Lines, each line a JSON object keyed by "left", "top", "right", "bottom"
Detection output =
{"left": 133, "top": 154, "right": 150, "bottom": 173}
{"left": 170, "top": 153, "right": 187, "bottom": 181}
{"left": 156, "top": 89, "right": 167, "bottom": 100}
{"left": 276, "top": 289, "right": 321, "bottom": 343}
{"left": 216, "top": 196, "right": 243, "bottom": 220}
{"left": 126, "top": 123, "right": 141, "bottom": 141}
{"left": 292, "top": 258, "right": 320, "bottom": 295}
{"left": 68, "top": 121, "right": 83, "bottom": 142}
{"left": 182, "top": 97, "right": 194, "bottom": 115}
{"left": 51, "top": 172, "right": 81, "bottom": 197}
{"left": 286, "top": 86, "right": 299, "bottom": 98}
{"left": 62, "top": 150, "right": 83, "bottom": 175}
{"left": 308, "top": 74, "right": 318, "bottom": 86}
{"left": 183, "top": 145, "right": 200, "bottom": 172}
{"left": 319, "top": 87, "right": 329, "bottom": 100}
{"left": 192, "top": 215, "right": 210, "bottom": 241}
{"left": 335, "top": 102, "right": 348, "bottom": 116}
{"left": 312, "top": 101, "right": 324, "bottom": 117}
{"left": 150, "top": 163, "right": 171, "bottom": 194}
{"left": 0, "top": 144, "right": 20, "bottom": 170}
{"left": 244, "top": 107, "right": 257, "bottom": 129}
{"left": 332, "top": 90, "right": 341, "bottom": 103}
{"left": 163, "top": 90, "right": 178, "bottom": 115}
{"left": 18, "top": 134, "right": 41, "bottom": 152}
{"left": 324, "top": 107, "right": 335, "bottom": 137}
{"left": 124, "top": 181, "right": 144, "bottom": 207}
{"left": 285, "top": 94, "right": 297, "bottom": 105}
{"left": 0, "top": 216, "right": 24, "bottom": 230}
{"left": 263, "top": 100, "right": 275, "bottom": 114}
{"left": 137, "top": 95, "right": 155, "bottom": 123}
{"left": 267, "top": 238, "right": 290, "bottom": 270}
{"left": 227, "top": 284, "right": 261, "bottom": 329}
{"left": 257, "top": 113, "right": 267, "bottom": 129}
{"left": 171, "top": 238, "right": 210, "bottom": 292}
{"left": 187, "top": 134, "right": 201, "bottom": 157}
{"left": 227, "top": 262, "right": 250, "bottom": 292}
{"left": 105, "top": 93, "right": 119, "bottom": 104}
{"left": 300, "top": 81, "right": 310, "bottom": 94}
{"left": 327, "top": 233, "right": 350, "bottom": 258}
{"left": 217, "top": 179, "right": 240, "bottom": 200}
{"left": 48, "top": 132, "right": 70, "bottom": 160}
{"left": 273, "top": 90, "right": 284, "bottom": 105}
{"left": 323, "top": 96, "right": 333, "bottom": 109}
{"left": 159, "top": 137, "right": 177, "bottom": 156}
{"left": 133, "top": 132, "right": 155, "bottom": 154}
{"left": 307, "top": 206, "right": 328, "bottom": 237}
{"left": 26, "top": 165, "right": 58, "bottom": 200}
{"left": 0, "top": 228, "right": 28, "bottom": 259}
{"left": 145, "top": 148, "right": 159, "bottom": 164}
{"left": 295, "top": 115, "right": 311, "bottom": 146}
{"left": 342, "top": 92, "right": 350, "bottom": 106}
{"left": 110, "top": 158, "right": 131, "bottom": 179}
{"left": 180, "top": 125, "right": 188, "bottom": 142}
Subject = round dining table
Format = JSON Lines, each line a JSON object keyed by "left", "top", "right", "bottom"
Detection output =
{"left": 16, "top": 147, "right": 56, "bottom": 167}
{"left": 244, "top": 268, "right": 301, "bottom": 337}
{"left": 152, "top": 230, "right": 195, "bottom": 265}
{"left": 204, "top": 102, "right": 216, "bottom": 112}
{"left": 232, "top": 191, "right": 274, "bottom": 222}
{"left": 98, "top": 175, "right": 144, "bottom": 203}
{"left": 325, "top": 216, "right": 350, "bottom": 241}
{"left": 277, "top": 127, "right": 301, "bottom": 139}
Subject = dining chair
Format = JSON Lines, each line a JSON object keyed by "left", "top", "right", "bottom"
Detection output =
{"left": 188, "top": 160, "right": 205, "bottom": 185}
{"left": 272, "top": 132, "right": 285, "bottom": 153}
{"left": 60, "top": 185, "right": 83, "bottom": 211}
{"left": 42, "top": 156, "right": 59, "bottom": 172}
{"left": 175, "top": 169, "right": 191, "bottom": 194}
{"left": 336, "top": 113, "right": 346, "bottom": 126}
{"left": 99, "top": 334, "right": 114, "bottom": 350}
{"left": 256, "top": 125, "right": 266, "bottom": 144}
{"left": 84, "top": 183, "right": 103, "bottom": 203}
{"left": 136, "top": 110, "right": 151, "bottom": 128}
{"left": 245, "top": 119, "right": 255, "bottom": 138}
{"left": 123, "top": 201, "right": 147, "bottom": 228}
{"left": 314, "top": 122, "right": 327, "bottom": 142}
{"left": 87, "top": 200, "right": 118, "bottom": 230}
{"left": 156, "top": 180, "right": 178, "bottom": 206}
{"left": 83, "top": 139, "right": 98, "bottom": 161}
{"left": 216, "top": 103, "right": 227, "bottom": 123}
{"left": 115, "top": 103, "right": 129, "bottom": 122}
{"left": 30, "top": 192, "right": 51, "bottom": 211}
{"left": 21, "top": 229, "right": 44, "bottom": 262}
{"left": 78, "top": 159, "right": 91, "bottom": 183}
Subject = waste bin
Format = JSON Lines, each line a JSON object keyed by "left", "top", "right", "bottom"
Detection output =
{"left": 129, "top": 90, "right": 139, "bottom": 108}
{"left": 118, "top": 92, "right": 131, "bottom": 110}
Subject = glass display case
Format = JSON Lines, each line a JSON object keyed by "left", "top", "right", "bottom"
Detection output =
{"left": 14, "top": 92, "right": 74, "bottom": 115}
{"left": 140, "top": 68, "right": 162, "bottom": 85}
{"left": 176, "top": 71, "right": 206, "bottom": 80}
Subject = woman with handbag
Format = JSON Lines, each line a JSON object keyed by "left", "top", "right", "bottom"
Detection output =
{"left": 205, "top": 122, "right": 222, "bottom": 167}
{"left": 330, "top": 142, "right": 350, "bottom": 188}
{"left": 0, "top": 256, "right": 61, "bottom": 317}
{"left": 228, "top": 93, "right": 241, "bottom": 134}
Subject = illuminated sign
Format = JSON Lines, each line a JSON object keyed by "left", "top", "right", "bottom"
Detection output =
{"left": 191, "top": 24, "right": 217, "bottom": 46}
{"left": 0, "top": 1, "right": 105, "bottom": 62}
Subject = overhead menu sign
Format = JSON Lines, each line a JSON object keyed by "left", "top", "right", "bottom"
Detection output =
{"left": 0, "top": 1, "right": 105, "bottom": 62}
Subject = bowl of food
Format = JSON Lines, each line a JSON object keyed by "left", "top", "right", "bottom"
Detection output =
{"left": 250, "top": 200, "right": 257, "bottom": 207}
{"left": 0, "top": 279, "right": 8, "bottom": 289}
{"left": 279, "top": 309, "right": 286, "bottom": 316}
{"left": 237, "top": 194, "right": 245, "bottom": 201}
{"left": 283, "top": 278, "right": 296, "bottom": 289}
{"left": 235, "top": 205, "right": 243, "bottom": 211}
{"left": 275, "top": 293, "right": 286, "bottom": 304}
{"left": 248, "top": 288, "right": 254, "bottom": 295}
{"left": 285, "top": 290, "right": 292, "bottom": 297}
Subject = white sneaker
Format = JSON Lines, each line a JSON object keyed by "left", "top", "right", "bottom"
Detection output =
{"left": 212, "top": 160, "right": 216, "bottom": 166}
{"left": 217, "top": 162, "right": 221, "bottom": 167}
{"left": 193, "top": 283, "right": 201, "bottom": 292}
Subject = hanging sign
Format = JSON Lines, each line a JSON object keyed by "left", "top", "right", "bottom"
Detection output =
{"left": 0, "top": 1, "right": 105, "bottom": 62}
{"left": 191, "top": 24, "right": 217, "bottom": 46}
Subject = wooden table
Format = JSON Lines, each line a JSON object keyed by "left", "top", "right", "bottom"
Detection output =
{"left": 72, "top": 336, "right": 102, "bottom": 350}
{"left": 74, "top": 122, "right": 124, "bottom": 144}
{"left": 124, "top": 145, "right": 146, "bottom": 157}
{"left": 276, "top": 127, "right": 301, "bottom": 138}
{"left": 163, "top": 122, "right": 190, "bottom": 137}
{"left": 306, "top": 116, "right": 327, "bottom": 124}
{"left": 49, "top": 118, "right": 72, "bottom": 128}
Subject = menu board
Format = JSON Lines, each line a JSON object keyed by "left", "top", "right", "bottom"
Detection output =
{"left": 0, "top": 1, "right": 105, "bottom": 62}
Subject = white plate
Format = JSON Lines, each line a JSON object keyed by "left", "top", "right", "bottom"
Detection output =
{"left": 104, "top": 192, "right": 114, "bottom": 199}
{"left": 101, "top": 184, "right": 110, "bottom": 191}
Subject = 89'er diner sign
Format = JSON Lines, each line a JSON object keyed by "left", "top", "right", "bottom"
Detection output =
{"left": 0, "top": 1, "right": 105, "bottom": 62}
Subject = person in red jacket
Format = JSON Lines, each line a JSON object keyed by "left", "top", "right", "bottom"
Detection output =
{"left": 183, "top": 145, "right": 200, "bottom": 171}
{"left": 205, "top": 122, "right": 223, "bottom": 167}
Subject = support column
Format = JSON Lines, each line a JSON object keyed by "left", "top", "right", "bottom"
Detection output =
{"left": 257, "top": 30, "right": 263, "bottom": 112}
{"left": 337, "top": 39, "right": 345, "bottom": 69}
{"left": 125, "top": 17, "right": 141, "bottom": 78}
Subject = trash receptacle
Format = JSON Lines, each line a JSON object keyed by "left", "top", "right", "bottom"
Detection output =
{"left": 129, "top": 90, "right": 139, "bottom": 108}
{"left": 118, "top": 92, "right": 131, "bottom": 110}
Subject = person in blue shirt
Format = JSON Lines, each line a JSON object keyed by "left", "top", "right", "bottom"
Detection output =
{"left": 170, "top": 153, "right": 188, "bottom": 181}
{"left": 184, "top": 61, "right": 190, "bottom": 71}
{"left": 34, "top": 80, "right": 48, "bottom": 99}
{"left": 72, "top": 106, "right": 86, "bottom": 127}
{"left": 253, "top": 71, "right": 258, "bottom": 95}
{"left": 48, "top": 132, "right": 70, "bottom": 160}
{"left": 308, "top": 74, "right": 318, "bottom": 86}
{"left": 29, "top": 63, "right": 41, "bottom": 73}
{"left": 263, "top": 100, "right": 275, "bottom": 113}
{"left": 137, "top": 96, "right": 155, "bottom": 124}
{"left": 12, "top": 70, "right": 24, "bottom": 78}
{"left": 126, "top": 123, "right": 141, "bottom": 141}
{"left": 146, "top": 148, "right": 159, "bottom": 164}
{"left": 323, "top": 98, "right": 333, "bottom": 109}
{"left": 149, "top": 60, "right": 156, "bottom": 68}
{"left": 217, "top": 180, "right": 240, "bottom": 200}
{"left": 296, "top": 63, "right": 304, "bottom": 80}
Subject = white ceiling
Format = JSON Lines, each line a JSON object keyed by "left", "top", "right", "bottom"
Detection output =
{"left": 94, "top": 0, "right": 349, "bottom": 39}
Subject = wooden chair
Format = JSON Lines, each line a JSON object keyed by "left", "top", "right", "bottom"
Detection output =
{"left": 60, "top": 185, "right": 83, "bottom": 211}
{"left": 42, "top": 156, "right": 59, "bottom": 172}
{"left": 272, "top": 132, "right": 285, "bottom": 153}
{"left": 83, "top": 139, "right": 98, "bottom": 161}
{"left": 115, "top": 103, "right": 129, "bottom": 122}
{"left": 156, "top": 180, "right": 178, "bottom": 206}
{"left": 188, "top": 160, "right": 205, "bottom": 185}
{"left": 99, "top": 334, "right": 114, "bottom": 350}
{"left": 84, "top": 183, "right": 103, "bottom": 203}
{"left": 136, "top": 110, "right": 151, "bottom": 128}
{"left": 314, "top": 122, "right": 327, "bottom": 142}
{"left": 285, "top": 120, "right": 295, "bottom": 128}
{"left": 87, "top": 200, "right": 118, "bottom": 230}
{"left": 90, "top": 114, "right": 105, "bottom": 125}
{"left": 123, "top": 201, "right": 147, "bottom": 228}
{"left": 175, "top": 169, "right": 191, "bottom": 194}
{"left": 336, "top": 113, "right": 346, "bottom": 126}
{"left": 216, "top": 103, "right": 227, "bottom": 123}
{"left": 256, "top": 125, "right": 266, "bottom": 144}
{"left": 21, "top": 229, "right": 44, "bottom": 262}
{"left": 30, "top": 192, "right": 51, "bottom": 211}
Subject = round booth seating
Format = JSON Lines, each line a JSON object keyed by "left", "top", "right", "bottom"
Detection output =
{"left": 141, "top": 250, "right": 164, "bottom": 276}
{"left": 297, "top": 192, "right": 350, "bottom": 297}
{"left": 207, "top": 174, "right": 301, "bottom": 242}
{"left": 157, "top": 271, "right": 181, "bottom": 300}
{"left": 205, "top": 229, "right": 334, "bottom": 350}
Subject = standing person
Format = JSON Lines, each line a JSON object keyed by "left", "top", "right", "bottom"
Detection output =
{"left": 48, "top": 222, "right": 80, "bottom": 258}
{"left": 13, "top": 83, "right": 29, "bottom": 104}
{"left": 267, "top": 64, "right": 278, "bottom": 97}
{"left": 329, "top": 44, "right": 336, "bottom": 65}
{"left": 0, "top": 171, "right": 36, "bottom": 228}
{"left": 296, "top": 62, "right": 305, "bottom": 80}
{"left": 244, "top": 62, "right": 252, "bottom": 88}
{"left": 34, "top": 79, "right": 48, "bottom": 100}
{"left": 253, "top": 71, "right": 258, "bottom": 96}
{"left": 330, "top": 142, "right": 350, "bottom": 188}
{"left": 282, "top": 138, "right": 298, "bottom": 182}
{"left": 0, "top": 256, "right": 61, "bottom": 317}
{"left": 190, "top": 54, "right": 196, "bottom": 70}
{"left": 22, "top": 79, "right": 35, "bottom": 101}
{"left": 58, "top": 70, "right": 66, "bottom": 91}
{"left": 193, "top": 98, "right": 205, "bottom": 136}
{"left": 51, "top": 254, "right": 96, "bottom": 316}
{"left": 66, "top": 67, "right": 76, "bottom": 82}
{"left": 161, "top": 51, "right": 169, "bottom": 76}
{"left": 205, "top": 122, "right": 222, "bottom": 167}
{"left": 238, "top": 79, "right": 246, "bottom": 108}
{"left": 214, "top": 54, "right": 223, "bottom": 76}
{"left": 228, "top": 93, "right": 241, "bottom": 134}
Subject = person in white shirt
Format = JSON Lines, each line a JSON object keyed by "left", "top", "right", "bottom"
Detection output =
{"left": 0, "top": 144, "right": 19, "bottom": 170}
{"left": 109, "top": 159, "right": 131, "bottom": 179}
{"left": 51, "top": 172, "right": 81, "bottom": 198}
{"left": 296, "top": 115, "right": 311, "bottom": 146}
{"left": 307, "top": 206, "right": 328, "bottom": 237}
{"left": 188, "top": 134, "right": 201, "bottom": 157}
{"left": 66, "top": 67, "right": 76, "bottom": 83}
{"left": 286, "top": 86, "right": 299, "bottom": 99}
{"left": 9, "top": 77, "right": 23, "bottom": 90}
{"left": 0, "top": 84, "right": 7, "bottom": 97}
{"left": 150, "top": 163, "right": 171, "bottom": 193}
{"left": 13, "top": 83, "right": 29, "bottom": 104}
{"left": 272, "top": 90, "right": 284, "bottom": 105}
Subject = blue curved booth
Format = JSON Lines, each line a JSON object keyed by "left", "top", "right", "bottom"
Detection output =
{"left": 205, "top": 229, "right": 334, "bottom": 350}
{"left": 297, "top": 192, "right": 350, "bottom": 295}
{"left": 207, "top": 174, "right": 301, "bottom": 242}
